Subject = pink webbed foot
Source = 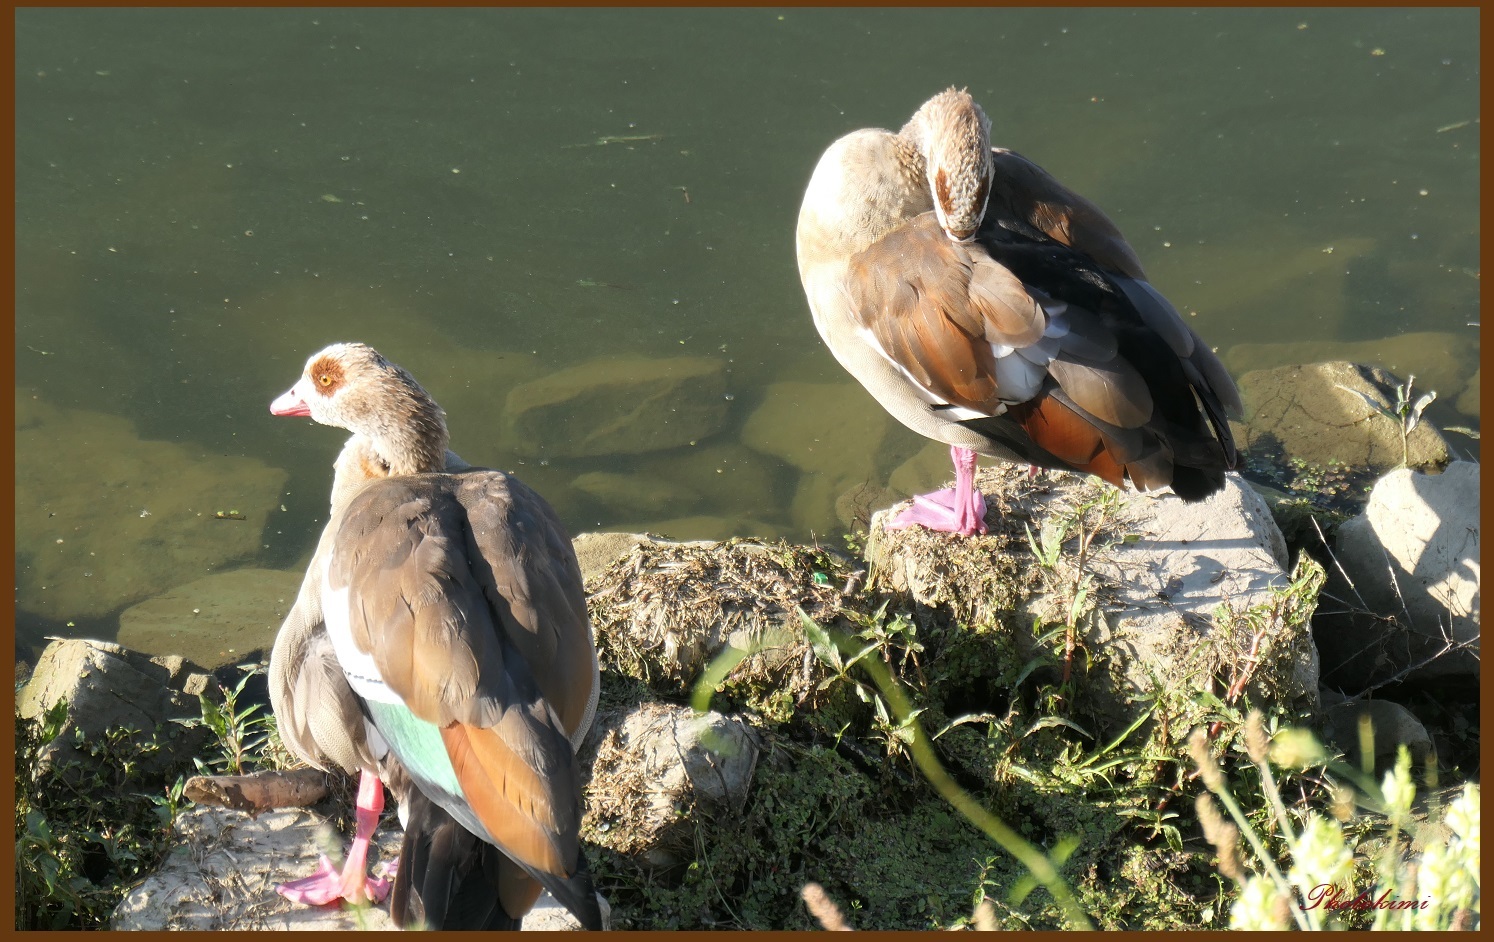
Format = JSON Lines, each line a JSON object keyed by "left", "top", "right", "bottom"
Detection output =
{"left": 885, "top": 444, "right": 989, "bottom": 536}
{"left": 276, "top": 854, "right": 391, "bottom": 906}
{"left": 277, "top": 769, "right": 391, "bottom": 907}
{"left": 887, "top": 488, "right": 989, "bottom": 536}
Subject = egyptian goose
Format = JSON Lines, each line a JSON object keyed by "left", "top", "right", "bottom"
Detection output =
{"left": 796, "top": 88, "right": 1242, "bottom": 535}
{"left": 267, "top": 342, "right": 602, "bottom": 929}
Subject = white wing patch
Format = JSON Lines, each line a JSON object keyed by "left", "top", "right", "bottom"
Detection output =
{"left": 320, "top": 568, "right": 405, "bottom": 707}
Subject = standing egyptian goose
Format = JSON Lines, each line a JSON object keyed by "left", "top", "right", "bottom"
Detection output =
{"left": 266, "top": 433, "right": 425, "bottom": 909}
{"left": 796, "top": 88, "right": 1242, "bottom": 535}
{"left": 268, "top": 425, "right": 498, "bottom": 918}
{"left": 267, "top": 342, "right": 602, "bottom": 929}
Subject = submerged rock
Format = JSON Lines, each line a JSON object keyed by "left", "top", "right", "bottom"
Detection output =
{"left": 1143, "top": 233, "right": 1376, "bottom": 341}
{"left": 639, "top": 441, "right": 791, "bottom": 525}
{"left": 117, "top": 568, "right": 303, "bottom": 669}
{"left": 573, "top": 469, "right": 703, "bottom": 518}
{"left": 1314, "top": 461, "right": 1480, "bottom": 689}
{"left": 742, "top": 380, "right": 907, "bottom": 534}
{"left": 15, "top": 392, "right": 289, "bottom": 622}
{"left": 1225, "top": 331, "right": 1479, "bottom": 410}
{"left": 742, "top": 380, "right": 892, "bottom": 477}
{"left": 503, "top": 355, "right": 729, "bottom": 458}
{"left": 1455, "top": 366, "right": 1479, "bottom": 418}
{"left": 1230, "top": 361, "right": 1451, "bottom": 482}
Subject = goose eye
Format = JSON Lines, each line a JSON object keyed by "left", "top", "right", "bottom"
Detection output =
{"left": 318, "top": 374, "right": 333, "bottom": 387}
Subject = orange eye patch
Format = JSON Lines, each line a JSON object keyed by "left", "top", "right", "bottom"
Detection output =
{"left": 308, "top": 355, "right": 345, "bottom": 395}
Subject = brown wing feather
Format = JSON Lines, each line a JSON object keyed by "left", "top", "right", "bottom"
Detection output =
{"left": 453, "top": 473, "right": 596, "bottom": 737}
{"left": 1005, "top": 391, "right": 1179, "bottom": 491}
{"left": 846, "top": 214, "right": 1048, "bottom": 411}
{"left": 441, "top": 721, "right": 576, "bottom": 878}
{"left": 498, "top": 862, "right": 545, "bottom": 929}
{"left": 331, "top": 471, "right": 594, "bottom": 736}
{"left": 328, "top": 471, "right": 592, "bottom": 885}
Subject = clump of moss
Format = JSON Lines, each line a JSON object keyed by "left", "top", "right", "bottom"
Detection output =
{"left": 588, "top": 736, "right": 1001, "bottom": 930}
{"left": 586, "top": 538, "right": 859, "bottom": 717}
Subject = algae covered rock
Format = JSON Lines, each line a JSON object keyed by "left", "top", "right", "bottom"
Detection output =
{"left": 581, "top": 702, "right": 759, "bottom": 867}
{"left": 585, "top": 537, "right": 853, "bottom": 717}
{"left": 503, "top": 355, "right": 729, "bottom": 458}
{"left": 15, "top": 392, "right": 289, "bottom": 623}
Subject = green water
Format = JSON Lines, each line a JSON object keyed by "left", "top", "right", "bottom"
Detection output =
{"left": 14, "top": 8, "right": 1480, "bottom": 651}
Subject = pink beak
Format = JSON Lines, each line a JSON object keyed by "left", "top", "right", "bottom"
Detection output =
{"left": 270, "top": 386, "right": 312, "bottom": 417}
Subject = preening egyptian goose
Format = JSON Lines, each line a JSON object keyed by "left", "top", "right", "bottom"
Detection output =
{"left": 796, "top": 88, "right": 1242, "bottom": 535}
{"left": 267, "top": 342, "right": 602, "bottom": 930}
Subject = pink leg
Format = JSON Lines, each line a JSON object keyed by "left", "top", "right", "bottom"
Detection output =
{"left": 277, "top": 770, "right": 392, "bottom": 906}
{"left": 887, "top": 445, "right": 988, "bottom": 536}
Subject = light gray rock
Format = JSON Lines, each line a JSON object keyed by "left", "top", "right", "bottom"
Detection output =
{"left": 16, "top": 639, "right": 216, "bottom": 782}
{"left": 1229, "top": 361, "right": 1451, "bottom": 477}
{"left": 117, "top": 568, "right": 303, "bottom": 668}
{"left": 503, "top": 355, "right": 729, "bottom": 458}
{"left": 582, "top": 702, "right": 760, "bottom": 868}
{"left": 15, "top": 394, "right": 290, "bottom": 621}
{"left": 111, "top": 805, "right": 609, "bottom": 930}
{"left": 1315, "top": 462, "right": 1480, "bottom": 689}
{"left": 866, "top": 466, "right": 1318, "bottom": 726}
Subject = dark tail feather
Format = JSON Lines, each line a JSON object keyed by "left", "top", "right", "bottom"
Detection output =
{"left": 1166, "top": 463, "right": 1227, "bottom": 502}
{"left": 527, "top": 851, "right": 603, "bottom": 931}
{"left": 391, "top": 790, "right": 518, "bottom": 930}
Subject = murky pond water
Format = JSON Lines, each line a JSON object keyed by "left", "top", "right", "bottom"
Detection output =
{"left": 14, "top": 8, "right": 1480, "bottom": 657}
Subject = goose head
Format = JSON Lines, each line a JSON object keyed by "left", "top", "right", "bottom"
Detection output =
{"left": 271, "top": 342, "right": 449, "bottom": 476}
{"left": 902, "top": 87, "right": 994, "bottom": 242}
